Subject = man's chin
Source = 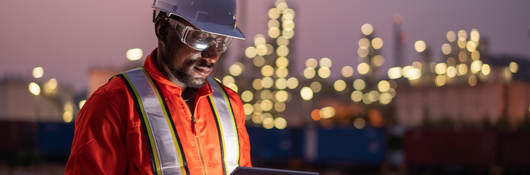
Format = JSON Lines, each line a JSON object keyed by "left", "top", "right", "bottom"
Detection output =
{"left": 186, "top": 77, "right": 207, "bottom": 88}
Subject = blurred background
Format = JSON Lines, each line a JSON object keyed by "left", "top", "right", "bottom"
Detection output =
{"left": 1, "top": 0, "right": 530, "bottom": 174}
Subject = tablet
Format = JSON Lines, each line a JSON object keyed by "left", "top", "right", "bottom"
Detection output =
{"left": 230, "top": 167, "right": 319, "bottom": 175}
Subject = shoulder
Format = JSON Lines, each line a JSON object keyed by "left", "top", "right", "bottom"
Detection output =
{"left": 90, "top": 75, "right": 130, "bottom": 101}
{"left": 73, "top": 74, "right": 132, "bottom": 141}
{"left": 79, "top": 74, "right": 134, "bottom": 122}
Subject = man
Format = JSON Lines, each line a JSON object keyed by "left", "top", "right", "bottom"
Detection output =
{"left": 65, "top": 0, "right": 251, "bottom": 174}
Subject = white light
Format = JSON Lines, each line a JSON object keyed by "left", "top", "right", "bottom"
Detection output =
{"left": 32, "top": 67, "right": 44, "bottom": 79}
{"left": 320, "top": 106, "right": 336, "bottom": 119}
{"left": 300, "top": 87, "right": 313, "bottom": 101}
{"left": 79, "top": 100, "right": 87, "bottom": 109}
{"left": 28, "top": 82, "right": 41, "bottom": 96}
{"left": 388, "top": 67, "right": 402, "bottom": 79}
{"left": 43, "top": 78, "right": 58, "bottom": 95}
{"left": 126, "top": 48, "right": 143, "bottom": 61}
{"left": 406, "top": 67, "right": 421, "bottom": 80}
{"left": 509, "top": 61, "right": 519, "bottom": 73}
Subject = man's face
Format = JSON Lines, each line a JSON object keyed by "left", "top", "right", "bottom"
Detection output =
{"left": 163, "top": 18, "right": 224, "bottom": 88}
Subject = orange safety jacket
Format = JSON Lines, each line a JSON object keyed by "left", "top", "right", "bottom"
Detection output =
{"left": 65, "top": 49, "right": 252, "bottom": 175}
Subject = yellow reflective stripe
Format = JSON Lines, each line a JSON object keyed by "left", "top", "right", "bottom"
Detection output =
{"left": 208, "top": 95, "right": 230, "bottom": 175}
{"left": 122, "top": 73, "right": 162, "bottom": 175}
{"left": 207, "top": 78, "right": 240, "bottom": 175}
{"left": 142, "top": 69, "right": 187, "bottom": 175}
{"left": 209, "top": 94, "right": 226, "bottom": 143}
{"left": 215, "top": 81, "right": 240, "bottom": 166}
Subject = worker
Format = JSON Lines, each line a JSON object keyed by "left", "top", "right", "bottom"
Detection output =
{"left": 65, "top": 0, "right": 251, "bottom": 174}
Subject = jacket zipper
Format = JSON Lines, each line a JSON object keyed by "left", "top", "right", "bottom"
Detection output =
{"left": 189, "top": 96, "right": 208, "bottom": 175}
{"left": 195, "top": 136, "right": 208, "bottom": 175}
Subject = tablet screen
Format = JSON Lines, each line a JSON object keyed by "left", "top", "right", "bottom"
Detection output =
{"left": 230, "top": 167, "right": 318, "bottom": 175}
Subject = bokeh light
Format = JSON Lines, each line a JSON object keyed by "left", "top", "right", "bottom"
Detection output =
{"left": 276, "top": 57, "right": 289, "bottom": 67}
{"left": 310, "top": 81, "right": 322, "bottom": 93}
{"left": 441, "top": 43, "right": 452, "bottom": 55}
{"left": 241, "top": 90, "right": 254, "bottom": 102}
{"left": 357, "top": 63, "right": 370, "bottom": 75}
{"left": 245, "top": 47, "right": 257, "bottom": 58}
{"left": 262, "top": 77, "right": 274, "bottom": 88}
{"left": 126, "top": 48, "right": 143, "bottom": 61}
{"left": 43, "top": 78, "right": 58, "bottom": 95}
{"left": 435, "top": 75, "right": 447, "bottom": 87}
{"left": 371, "top": 37, "right": 384, "bottom": 49}
{"left": 341, "top": 66, "right": 354, "bottom": 78}
{"left": 358, "top": 38, "right": 370, "bottom": 49}
{"left": 353, "top": 79, "right": 366, "bottom": 90}
{"left": 305, "top": 58, "right": 318, "bottom": 68}
{"left": 414, "top": 40, "right": 426, "bottom": 53}
{"left": 274, "top": 117, "right": 287, "bottom": 130}
{"left": 468, "top": 75, "right": 478, "bottom": 86}
{"left": 351, "top": 91, "right": 363, "bottom": 102}
{"left": 28, "top": 82, "right": 41, "bottom": 96}
{"left": 243, "top": 103, "right": 253, "bottom": 115}
{"left": 446, "top": 31, "right": 456, "bottom": 42}
{"left": 303, "top": 68, "right": 316, "bottom": 79}
{"left": 481, "top": 64, "right": 491, "bottom": 76}
{"left": 388, "top": 67, "right": 403, "bottom": 79}
{"left": 229, "top": 62, "right": 244, "bottom": 76}
{"left": 286, "top": 77, "right": 299, "bottom": 89}
{"left": 300, "top": 87, "right": 313, "bottom": 101}
{"left": 79, "top": 100, "right": 87, "bottom": 109}
{"left": 435, "top": 63, "right": 447, "bottom": 75}
{"left": 333, "top": 80, "right": 346, "bottom": 92}
{"left": 319, "top": 57, "right": 333, "bottom": 68}
{"left": 509, "top": 61, "right": 519, "bottom": 73}
{"left": 275, "top": 90, "right": 289, "bottom": 102}
{"left": 320, "top": 106, "right": 336, "bottom": 119}
{"left": 275, "top": 78, "right": 287, "bottom": 89}
{"left": 372, "top": 55, "right": 384, "bottom": 67}
{"left": 317, "top": 67, "right": 331, "bottom": 79}
{"left": 253, "top": 56, "right": 265, "bottom": 67}
{"left": 32, "top": 67, "right": 44, "bottom": 79}
{"left": 353, "top": 118, "right": 366, "bottom": 129}
{"left": 377, "top": 80, "right": 390, "bottom": 92}
{"left": 361, "top": 23, "right": 374, "bottom": 36}
{"left": 261, "top": 65, "right": 274, "bottom": 77}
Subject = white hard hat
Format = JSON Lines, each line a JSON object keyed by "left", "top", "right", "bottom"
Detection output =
{"left": 153, "top": 0, "right": 245, "bottom": 39}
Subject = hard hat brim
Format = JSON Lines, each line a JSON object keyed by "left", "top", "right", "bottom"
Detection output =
{"left": 187, "top": 18, "right": 246, "bottom": 40}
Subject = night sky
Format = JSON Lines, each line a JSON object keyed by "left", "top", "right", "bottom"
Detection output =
{"left": 1, "top": 0, "right": 529, "bottom": 91}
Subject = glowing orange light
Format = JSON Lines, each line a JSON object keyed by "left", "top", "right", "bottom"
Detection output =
{"left": 311, "top": 109, "right": 321, "bottom": 121}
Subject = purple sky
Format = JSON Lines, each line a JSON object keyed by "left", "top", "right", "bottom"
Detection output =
{"left": 1, "top": 0, "right": 529, "bottom": 91}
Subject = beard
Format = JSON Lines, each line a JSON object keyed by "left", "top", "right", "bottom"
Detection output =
{"left": 170, "top": 59, "right": 214, "bottom": 88}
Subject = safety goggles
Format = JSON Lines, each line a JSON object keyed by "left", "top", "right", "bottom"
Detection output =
{"left": 168, "top": 17, "right": 232, "bottom": 53}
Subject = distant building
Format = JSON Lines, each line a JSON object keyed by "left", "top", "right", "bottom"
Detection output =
{"left": 0, "top": 77, "right": 75, "bottom": 122}
{"left": 395, "top": 56, "right": 530, "bottom": 128}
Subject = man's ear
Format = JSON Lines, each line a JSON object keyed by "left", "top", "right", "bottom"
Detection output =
{"left": 155, "top": 16, "right": 170, "bottom": 42}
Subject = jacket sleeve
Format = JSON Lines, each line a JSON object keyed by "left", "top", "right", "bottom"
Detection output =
{"left": 65, "top": 89, "right": 127, "bottom": 175}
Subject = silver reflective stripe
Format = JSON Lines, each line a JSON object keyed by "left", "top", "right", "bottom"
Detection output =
{"left": 123, "top": 68, "right": 186, "bottom": 175}
{"left": 207, "top": 78, "right": 240, "bottom": 175}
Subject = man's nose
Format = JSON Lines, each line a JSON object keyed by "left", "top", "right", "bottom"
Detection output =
{"left": 200, "top": 46, "right": 221, "bottom": 63}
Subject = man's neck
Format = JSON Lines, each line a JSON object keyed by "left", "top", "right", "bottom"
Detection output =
{"left": 154, "top": 49, "right": 188, "bottom": 89}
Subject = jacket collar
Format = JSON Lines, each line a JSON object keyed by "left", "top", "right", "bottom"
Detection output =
{"left": 143, "top": 49, "right": 213, "bottom": 97}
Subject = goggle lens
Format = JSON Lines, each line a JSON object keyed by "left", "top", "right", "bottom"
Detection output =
{"left": 171, "top": 19, "right": 232, "bottom": 53}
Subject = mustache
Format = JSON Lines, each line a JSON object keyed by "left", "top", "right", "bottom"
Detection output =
{"left": 194, "top": 59, "right": 214, "bottom": 68}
